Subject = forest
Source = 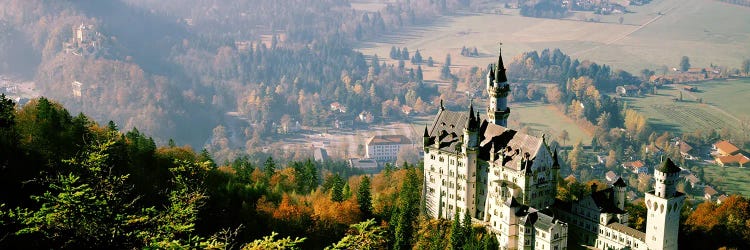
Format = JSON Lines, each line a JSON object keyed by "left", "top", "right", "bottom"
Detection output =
{"left": 1, "top": 95, "right": 748, "bottom": 249}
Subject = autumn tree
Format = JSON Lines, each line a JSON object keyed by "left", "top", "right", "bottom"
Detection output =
{"left": 568, "top": 141, "right": 584, "bottom": 171}
{"left": 683, "top": 195, "right": 750, "bottom": 249}
{"left": 605, "top": 150, "right": 617, "bottom": 169}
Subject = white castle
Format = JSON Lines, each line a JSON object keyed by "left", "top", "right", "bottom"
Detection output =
{"left": 422, "top": 48, "right": 684, "bottom": 250}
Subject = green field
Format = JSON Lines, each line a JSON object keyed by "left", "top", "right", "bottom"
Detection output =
{"left": 701, "top": 164, "right": 750, "bottom": 197}
{"left": 622, "top": 78, "right": 750, "bottom": 134}
{"left": 357, "top": 0, "right": 750, "bottom": 77}
{"left": 510, "top": 102, "right": 592, "bottom": 146}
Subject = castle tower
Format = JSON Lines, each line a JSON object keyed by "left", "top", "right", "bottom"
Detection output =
{"left": 645, "top": 158, "right": 685, "bottom": 250}
{"left": 462, "top": 102, "right": 479, "bottom": 216}
{"left": 613, "top": 177, "right": 627, "bottom": 210}
{"left": 486, "top": 47, "right": 511, "bottom": 126}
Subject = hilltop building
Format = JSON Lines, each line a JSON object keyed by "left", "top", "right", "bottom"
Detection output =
{"left": 63, "top": 23, "right": 104, "bottom": 57}
{"left": 365, "top": 135, "right": 412, "bottom": 162}
{"left": 422, "top": 48, "right": 684, "bottom": 250}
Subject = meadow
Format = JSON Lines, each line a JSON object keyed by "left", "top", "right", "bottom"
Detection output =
{"left": 510, "top": 102, "right": 592, "bottom": 146}
{"left": 622, "top": 78, "right": 750, "bottom": 134}
{"left": 701, "top": 164, "right": 750, "bottom": 197}
{"left": 357, "top": 0, "right": 750, "bottom": 78}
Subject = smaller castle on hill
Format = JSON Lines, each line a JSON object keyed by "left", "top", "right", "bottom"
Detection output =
{"left": 63, "top": 23, "right": 104, "bottom": 57}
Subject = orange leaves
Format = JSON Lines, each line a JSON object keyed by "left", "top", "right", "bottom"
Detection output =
{"left": 311, "top": 191, "right": 362, "bottom": 227}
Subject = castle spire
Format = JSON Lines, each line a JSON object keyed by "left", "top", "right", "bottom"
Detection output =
{"left": 552, "top": 147, "right": 560, "bottom": 169}
{"left": 494, "top": 44, "right": 508, "bottom": 83}
{"left": 486, "top": 43, "right": 511, "bottom": 127}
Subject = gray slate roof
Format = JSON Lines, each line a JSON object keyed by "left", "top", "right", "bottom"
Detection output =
{"left": 426, "top": 109, "right": 545, "bottom": 172}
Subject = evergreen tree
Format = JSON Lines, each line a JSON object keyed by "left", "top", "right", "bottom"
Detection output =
{"left": 412, "top": 50, "right": 423, "bottom": 64}
{"left": 450, "top": 212, "right": 465, "bottom": 250}
{"left": 331, "top": 173, "right": 344, "bottom": 202}
{"left": 357, "top": 175, "right": 373, "bottom": 217}
{"left": 392, "top": 165, "right": 420, "bottom": 249}
{"left": 462, "top": 212, "right": 474, "bottom": 248}
{"left": 416, "top": 66, "right": 424, "bottom": 83}
{"left": 401, "top": 47, "right": 410, "bottom": 60}
{"left": 427, "top": 56, "right": 434, "bottom": 67}
{"left": 482, "top": 233, "right": 499, "bottom": 250}
{"left": 342, "top": 182, "right": 352, "bottom": 200}
{"left": 263, "top": 156, "right": 276, "bottom": 180}
{"left": 390, "top": 46, "right": 398, "bottom": 59}
{"left": 445, "top": 53, "right": 452, "bottom": 67}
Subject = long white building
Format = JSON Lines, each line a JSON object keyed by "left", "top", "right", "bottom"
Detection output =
{"left": 422, "top": 48, "right": 684, "bottom": 250}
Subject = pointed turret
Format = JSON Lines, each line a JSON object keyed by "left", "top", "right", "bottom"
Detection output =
{"left": 613, "top": 177, "right": 627, "bottom": 187}
{"left": 494, "top": 47, "right": 508, "bottom": 83}
{"left": 486, "top": 45, "right": 511, "bottom": 126}
{"left": 487, "top": 64, "right": 495, "bottom": 86}
{"left": 423, "top": 126, "right": 431, "bottom": 148}
{"left": 552, "top": 147, "right": 560, "bottom": 169}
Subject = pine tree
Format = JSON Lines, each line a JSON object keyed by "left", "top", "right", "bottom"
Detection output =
{"left": 450, "top": 212, "right": 464, "bottom": 249}
{"left": 263, "top": 156, "right": 276, "bottom": 180}
{"left": 357, "top": 175, "right": 373, "bottom": 217}
{"left": 343, "top": 182, "right": 352, "bottom": 200}
{"left": 390, "top": 46, "right": 398, "bottom": 59}
{"left": 482, "top": 233, "right": 499, "bottom": 250}
{"left": 462, "top": 212, "right": 474, "bottom": 248}
{"left": 331, "top": 174, "right": 344, "bottom": 202}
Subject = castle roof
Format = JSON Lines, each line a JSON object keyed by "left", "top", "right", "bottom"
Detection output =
{"left": 613, "top": 177, "right": 627, "bottom": 187}
{"left": 607, "top": 222, "right": 645, "bottom": 242}
{"left": 590, "top": 188, "right": 626, "bottom": 214}
{"left": 657, "top": 158, "right": 681, "bottom": 173}
{"left": 367, "top": 135, "right": 411, "bottom": 146}
{"left": 534, "top": 210, "right": 562, "bottom": 230}
{"left": 425, "top": 108, "right": 544, "bottom": 172}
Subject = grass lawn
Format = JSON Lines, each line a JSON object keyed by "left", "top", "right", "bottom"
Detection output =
{"left": 622, "top": 78, "right": 750, "bottom": 134}
{"left": 510, "top": 102, "right": 592, "bottom": 146}
{"left": 700, "top": 164, "right": 750, "bottom": 197}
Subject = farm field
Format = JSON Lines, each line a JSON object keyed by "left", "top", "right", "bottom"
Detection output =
{"left": 621, "top": 79, "right": 750, "bottom": 134}
{"left": 356, "top": 0, "right": 750, "bottom": 79}
{"left": 701, "top": 164, "right": 750, "bottom": 197}
{"left": 510, "top": 102, "right": 592, "bottom": 146}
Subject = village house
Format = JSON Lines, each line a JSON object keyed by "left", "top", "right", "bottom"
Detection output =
{"left": 348, "top": 158, "right": 379, "bottom": 174}
{"left": 605, "top": 170, "right": 619, "bottom": 183}
{"left": 358, "top": 111, "right": 374, "bottom": 124}
{"left": 684, "top": 174, "right": 702, "bottom": 189}
{"left": 675, "top": 140, "right": 694, "bottom": 160}
{"left": 717, "top": 153, "right": 750, "bottom": 167}
{"left": 717, "top": 194, "right": 729, "bottom": 204}
{"left": 713, "top": 140, "right": 740, "bottom": 156}
{"left": 329, "top": 102, "right": 347, "bottom": 113}
{"left": 365, "top": 135, "right": 412, "bottom": 162}
{"left": 704, "top": 186, "right": 719, "bottom": 201}
{"left": 622, "top": 160, "right": 648, "bottom": 174}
